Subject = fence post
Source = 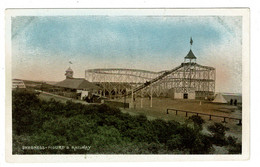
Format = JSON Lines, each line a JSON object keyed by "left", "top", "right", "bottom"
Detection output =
{"left": 222, "top": 117, "right": 227, "bottom": 123}
{"left": 185, "top": 112, "right": 188, "bottom": 117}
{"left": 209, "top": 115, "right": 212, "bottom": 120}
{"left": 176, "top": 110, "right": 178, "bottom": 115}
{"left": 166, "top": 109, "right": 169, "bottom": 114}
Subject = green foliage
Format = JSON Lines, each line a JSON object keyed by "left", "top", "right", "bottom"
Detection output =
{"left": 166, "top": 134, "right": 182, "bottom": 150}
{"left": 227, "top": 142, "right": 242, "bottom": 154}
{"left": 206, "top": 124, "right": 241, "bottom": 154}
{"left": 226, "top": 136, "right": 242, "bottom": 154}
{"left": 226, "top": 136, "right": 237, "bottom": 146}
{"left": 13, "top": 89, "right": 241, "bottom": 154}
{"left": 175, "top": 124, "right": 212, "bottom": 154}
{"left": 207, "top": 123, "right": 230, "bottom": 146}
{"left": 12, "top": 134, "right": 31, "bottom": 154}
{"left": 12, "top": 89, "right": 40, "bottom": 135}
{"left": 186, "top": 115, "right": 205, "bottom": 131}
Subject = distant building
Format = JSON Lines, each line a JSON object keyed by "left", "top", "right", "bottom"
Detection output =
{"left": 12, "top": 79, "right": 26, "bottom": 89}
{"left": 55, "top": 67, "right": 101, "bottom": 100}
{"left": 212, "top": 93, "right": 242, "bottom": 104}
{"left": 55, "top": 77, "right": 100, "bottom": 92}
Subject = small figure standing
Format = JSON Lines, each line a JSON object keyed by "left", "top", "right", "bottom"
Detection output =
{"left": 234, "top": 99, "right": 237, "bottom": 106}
{"left": 230, "top": 99, "right": 233, "bottom": 105}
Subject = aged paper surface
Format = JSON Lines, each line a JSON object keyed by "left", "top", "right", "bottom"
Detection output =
{"left": 5, "top": 8, "right": 250, "bottom": 162}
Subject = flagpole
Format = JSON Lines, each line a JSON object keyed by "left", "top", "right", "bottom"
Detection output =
{"left": 190, "top": 37, "right": 193, "bottom": 50}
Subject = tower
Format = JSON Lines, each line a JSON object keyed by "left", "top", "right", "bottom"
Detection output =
{"left": 65, "top": 67, "right": 74, "bottom": 79}
{"left": 182, "top": 37, "right": 197, "bottom": 99}
{"left": 184, "top": 37, "right": 197, "bottom": 63}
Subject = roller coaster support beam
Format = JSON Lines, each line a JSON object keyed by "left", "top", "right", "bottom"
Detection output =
{"left": 150, "top": 85, "right": 153, "bottom": 108}
{"left": 141, "top": 89, "right": 143, "bottom": 108}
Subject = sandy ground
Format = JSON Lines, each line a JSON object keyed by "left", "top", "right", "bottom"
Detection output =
{"left": 117, "top": 97, "right": 242, "bottom": 142}
{"left": 115, "top": 97, "right": 241, "bottom": 118}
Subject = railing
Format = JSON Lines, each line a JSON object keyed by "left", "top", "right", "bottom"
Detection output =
{"left": 166, "top": 108, "right": 242, "bottom": 125}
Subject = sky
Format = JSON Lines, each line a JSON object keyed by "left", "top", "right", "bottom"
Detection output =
{"left": 11, "top": 16, "right": 242, "bottom": 93}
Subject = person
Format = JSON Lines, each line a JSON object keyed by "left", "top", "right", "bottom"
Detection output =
{"left": 234, "top": 99, "right": 237, "bottom": 106}
{"left": 230, "top": 99, "right": 233, "bottom": 105}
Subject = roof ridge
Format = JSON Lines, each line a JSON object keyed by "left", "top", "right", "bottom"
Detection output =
{"left": 70, "top": 78, "right": 85, "bottom": 80}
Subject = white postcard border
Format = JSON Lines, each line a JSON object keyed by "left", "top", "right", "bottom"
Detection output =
{"left": 5, "top": 8, "right": 250, "bottom": 162}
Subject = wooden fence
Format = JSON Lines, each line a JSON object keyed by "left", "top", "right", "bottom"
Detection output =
{"left": 166, "top": 108, "right": 242, "bottom": 125}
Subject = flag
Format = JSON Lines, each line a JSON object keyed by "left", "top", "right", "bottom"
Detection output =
{"left": 69, "top": 61, "right": 73, "bottom": 64}
{"left": 190, "top": 37, "right": 193, "bottom": 45}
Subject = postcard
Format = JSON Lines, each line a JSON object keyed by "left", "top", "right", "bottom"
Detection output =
{"left": 5, "top": 8, "right": 250, "bottom": 162}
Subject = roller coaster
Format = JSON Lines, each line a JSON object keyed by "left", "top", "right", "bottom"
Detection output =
{"left": 85, "top": 60, "right": 215, "bottom": 100}
{"left": 85, "top": 40, "right": 216, "bottom": 100}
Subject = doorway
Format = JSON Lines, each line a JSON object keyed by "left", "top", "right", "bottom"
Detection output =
{"left": 183, "top": 93, "right": 188, "bottom": 99}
